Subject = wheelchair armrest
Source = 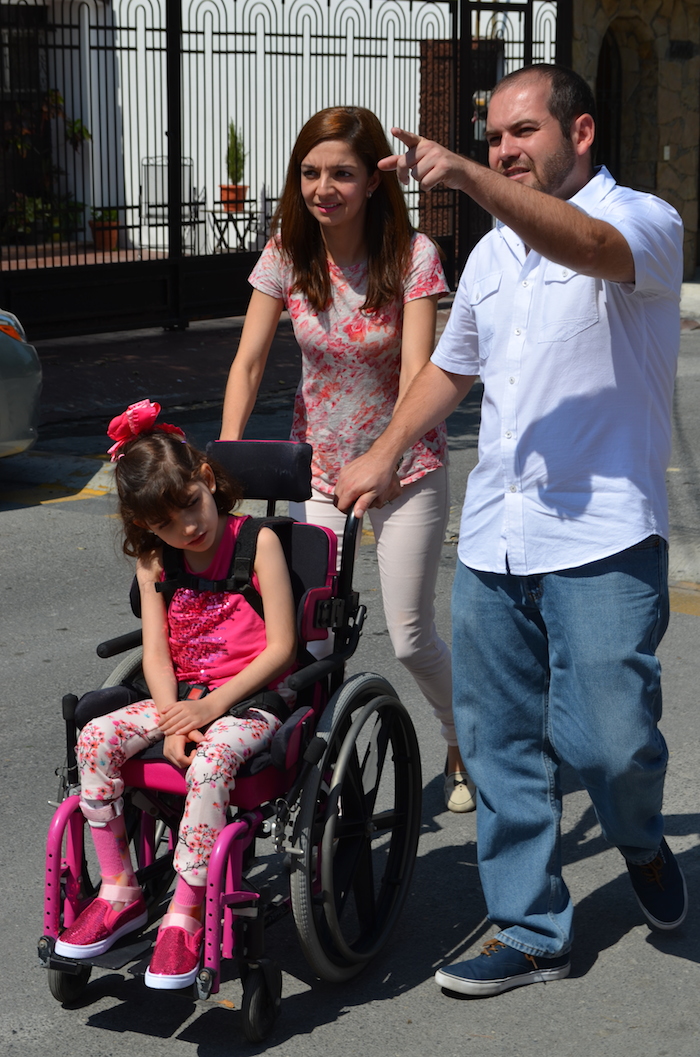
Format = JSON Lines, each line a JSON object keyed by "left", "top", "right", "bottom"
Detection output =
{"left": 287, "top": 643, "right": 355, "bottom": 692}
{"left": 288, "top": 606, "right": 365, "bottom": 692}
{"left": 270, "top": 706, "right": 316, "bottom": 770}
{"left": 97, "top": 629, "right": 143, "bottom": 658}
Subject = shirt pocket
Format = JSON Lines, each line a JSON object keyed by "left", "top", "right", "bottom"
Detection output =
{"left": 469, "top": 269, "right": 502, "bottom": 360}
{"left": 538, "top": 266, "right": 598, "bottom": 343}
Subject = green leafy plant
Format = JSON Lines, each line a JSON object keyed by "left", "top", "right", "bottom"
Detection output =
{"left": 4, "top": 192, "right": 51, "bottom": 234}
{"left": 226, "top": 122, "right": 246, "bottom": 184}
{"left": 1, "top": 190, "right": 85, "bottom": 241}
{"left": 90, "top": 207, "right": 118, "bottom": 222}
{"left": 54, "top": 194, "right": 87, "bottom": 237}
{"left": 65, "top": 118, "right": 92, "bottom": 151}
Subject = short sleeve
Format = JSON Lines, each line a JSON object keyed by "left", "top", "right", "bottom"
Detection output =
{"left": 403, "top": 233, "right": 451, "bottom": 304}
{"left": 431, "top": 268, "right": 481, "bottom": 376}
{"left": 608, "top": 195, "right": 683, "bottom": 299}
{"left": 248, "top": 238, "right": 288, "bottom": 301}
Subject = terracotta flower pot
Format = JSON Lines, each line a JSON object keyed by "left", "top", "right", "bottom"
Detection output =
{"left": 219, "top": 185, "right": 249, "bottom": 213}
{"left": 89, "top": 219, "right": 119, "bottom": 251}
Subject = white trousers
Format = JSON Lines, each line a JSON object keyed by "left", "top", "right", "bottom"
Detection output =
{"left": 290, "top": 466, "right": 456, "bottom": 746}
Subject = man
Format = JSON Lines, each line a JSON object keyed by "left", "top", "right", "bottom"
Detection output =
{"left": 334, "top": 64, "right": 687, "bottom": 997}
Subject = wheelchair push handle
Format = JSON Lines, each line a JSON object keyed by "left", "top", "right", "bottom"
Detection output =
{"left": 337, "top": 511, "right": 360, "bottom": 600}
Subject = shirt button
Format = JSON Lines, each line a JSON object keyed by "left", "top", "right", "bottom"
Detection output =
{"left": 562, "top": 269, "right": 568, "bottom": 277}
{"left": 514, "top": 327, "right": 521, "bottom": 336}
{"left": 509, "top": 376, "right": 516, "bottom": 384}
{"left": 505, "top": 431, "right": 512, "bottom": 438}
{"left": 509, "top": 485, "right": 517, "bottom": 493}
{"left": 522, "top": 280, "right": 529, "bottom": 287}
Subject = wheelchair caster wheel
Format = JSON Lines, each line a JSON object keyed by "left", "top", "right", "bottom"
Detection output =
{"left": 47, "top": 964, "right": 92, "bottom": 1004}
{"left": 240, "top": 964, "right": 282, "bottom": 1043}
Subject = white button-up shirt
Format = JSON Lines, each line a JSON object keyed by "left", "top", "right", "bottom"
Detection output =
{"left": 432, "top": 167, "right": 683, "bottom": 575}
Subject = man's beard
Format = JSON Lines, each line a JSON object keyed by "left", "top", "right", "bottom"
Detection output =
{"left": 531, "top": 137, "right": 577, "bottom": 196}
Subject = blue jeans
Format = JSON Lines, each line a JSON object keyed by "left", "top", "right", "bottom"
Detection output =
{"left": 451, "top": 538, "right": 669, "bottom": 957}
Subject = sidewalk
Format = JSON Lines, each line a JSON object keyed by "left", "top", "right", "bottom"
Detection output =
{"left": 34, "top": 282, "right": 700, "bottom": 434}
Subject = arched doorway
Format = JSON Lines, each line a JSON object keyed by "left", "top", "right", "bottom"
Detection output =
{"left": 595, "top": 19, "right": 658, "bottom": 194}
{"left": 596, "top": 30, "right": 622, "bottom": 179}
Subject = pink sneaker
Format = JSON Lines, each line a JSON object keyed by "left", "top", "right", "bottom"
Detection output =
{"left": 144, "top": 912, "right": 204, "bottom": 990}
{"left": 55, "top": 885, "right": 147, "bottom": 958}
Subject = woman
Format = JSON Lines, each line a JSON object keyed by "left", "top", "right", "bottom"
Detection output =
{"left": 220, "top": 106, "right": 474, "bottom": 812}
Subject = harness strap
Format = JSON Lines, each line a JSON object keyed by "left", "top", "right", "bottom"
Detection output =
{"left": 154, "top": 516, "right": 293, "bottom": 619}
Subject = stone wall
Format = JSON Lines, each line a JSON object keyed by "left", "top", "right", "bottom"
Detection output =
{"left": 574, "top": 0, "right": 700, "bottom": 277}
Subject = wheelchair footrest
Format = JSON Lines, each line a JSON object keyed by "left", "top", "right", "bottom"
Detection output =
{"left": 48, "top": 936, "right": 152, "bottom": 973}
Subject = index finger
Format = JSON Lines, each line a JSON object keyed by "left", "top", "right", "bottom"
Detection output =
{"left": 390, "top": 127, "right": 420, "bottom": 149}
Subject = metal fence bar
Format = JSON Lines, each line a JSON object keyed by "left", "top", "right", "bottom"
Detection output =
{"left": 0, "top": 0, "right": 562, "bottom": 335}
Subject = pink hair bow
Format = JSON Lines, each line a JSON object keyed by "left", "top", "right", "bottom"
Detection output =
{"left": 107, "top": 399, "right": 185, "bottom": 461}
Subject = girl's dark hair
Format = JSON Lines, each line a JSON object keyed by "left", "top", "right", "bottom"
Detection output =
{"left": 272, "top": 105, "right": 414, "bottom": 314}
{"left": 114, "top": 431, "right": 242, "bottom": 558}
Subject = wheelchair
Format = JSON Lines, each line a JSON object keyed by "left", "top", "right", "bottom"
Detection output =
{"left": 38, "top": 440, "right": 423, "bottom": 1042}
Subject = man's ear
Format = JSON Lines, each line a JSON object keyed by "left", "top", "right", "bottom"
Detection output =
{"left": 572, "top": 112, "right": 595, "bottom": 157}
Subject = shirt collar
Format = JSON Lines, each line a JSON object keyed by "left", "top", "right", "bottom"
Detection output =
{"left": 568, "top": 164, "right": 616, "bottom": 210}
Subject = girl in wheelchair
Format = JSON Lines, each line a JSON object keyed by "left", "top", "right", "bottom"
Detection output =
{"left": 54, "top": 399, "right": 297, "bottom": 990}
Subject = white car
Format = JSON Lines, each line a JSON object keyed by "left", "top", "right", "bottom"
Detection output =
{"left": 0, "top": 309, "right": 42, "bottom": 458}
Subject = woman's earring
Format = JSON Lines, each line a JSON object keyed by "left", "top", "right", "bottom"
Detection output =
{"left": 367, "top": 190, "right": 373, "bottom": 198}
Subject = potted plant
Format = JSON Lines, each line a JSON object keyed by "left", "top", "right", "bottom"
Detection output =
{"left": 89, "top": 207, "right": 119, "bottom": 251}
{"left": 219, "top": 122, "right": 248, "bottom": 212}
{"left": 3, "top": 193, "right": 51, "bottom": 242}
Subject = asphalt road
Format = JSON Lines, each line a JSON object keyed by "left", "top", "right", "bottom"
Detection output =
{"left": 1, "top": 326, "right": 700, "bottom": 1057}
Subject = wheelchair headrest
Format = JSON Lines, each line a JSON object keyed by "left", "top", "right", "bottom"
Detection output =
{"left": 206, "top": 441, "right": 312, "bottom": 502}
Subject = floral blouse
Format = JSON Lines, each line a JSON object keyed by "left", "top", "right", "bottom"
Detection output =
{"left": 249, "top": 232, "right": 450, "bottom": 494}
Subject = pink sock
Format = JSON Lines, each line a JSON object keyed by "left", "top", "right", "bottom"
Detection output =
{"left": 173, "top": 876, "right": 206, "bottom": 908}
{"left": 91, "top": 822, "right": 131, "bottom": 880}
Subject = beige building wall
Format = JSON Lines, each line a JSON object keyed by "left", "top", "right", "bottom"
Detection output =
{"left": 574, "top": 0, "right": 700, "bottom": 278}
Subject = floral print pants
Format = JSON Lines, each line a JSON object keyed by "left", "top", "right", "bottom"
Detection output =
{"left": 77, "top": 699, "right": 281, "bottom": 883}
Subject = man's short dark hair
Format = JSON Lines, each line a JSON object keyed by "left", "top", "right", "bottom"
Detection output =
{"left": 492, "top": 64, "right": 597, "bottom": 142}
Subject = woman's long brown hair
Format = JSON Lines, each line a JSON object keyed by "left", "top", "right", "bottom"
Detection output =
{"left": 272, "top": 106, "right": 414, "bottom": 314}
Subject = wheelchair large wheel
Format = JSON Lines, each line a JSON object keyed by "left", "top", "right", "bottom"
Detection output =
{"left": 290, "top": 673, "right": 422, "bottom": 983}
{"left": 99, "top": 645, "right": 144, "bottom": 692}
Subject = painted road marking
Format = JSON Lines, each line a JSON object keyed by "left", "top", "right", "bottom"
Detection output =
{"left": 669, "top": 583, "right": 700, "bottom": 617}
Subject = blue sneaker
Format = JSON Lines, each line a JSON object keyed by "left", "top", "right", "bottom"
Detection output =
{"left": 435, "top": 939, "right": 570, "bottom": 997}
{"left": 626, "top": 839, "right": 688, "bottom": 931}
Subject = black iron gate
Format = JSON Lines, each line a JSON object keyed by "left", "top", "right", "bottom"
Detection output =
{"left": 0, "top": 0, "right": 570, "bottom": 339}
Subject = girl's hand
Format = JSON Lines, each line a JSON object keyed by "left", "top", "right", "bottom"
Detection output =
{"left": 163, "top": 732, "right": 202, "bottom": 768}
{"left": 158, "top": 696, "right": 221, "bottom": 737}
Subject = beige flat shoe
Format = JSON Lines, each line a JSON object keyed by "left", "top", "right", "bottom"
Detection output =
{"left": 444, "top": 763, "right": 477, "bottom": 813}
